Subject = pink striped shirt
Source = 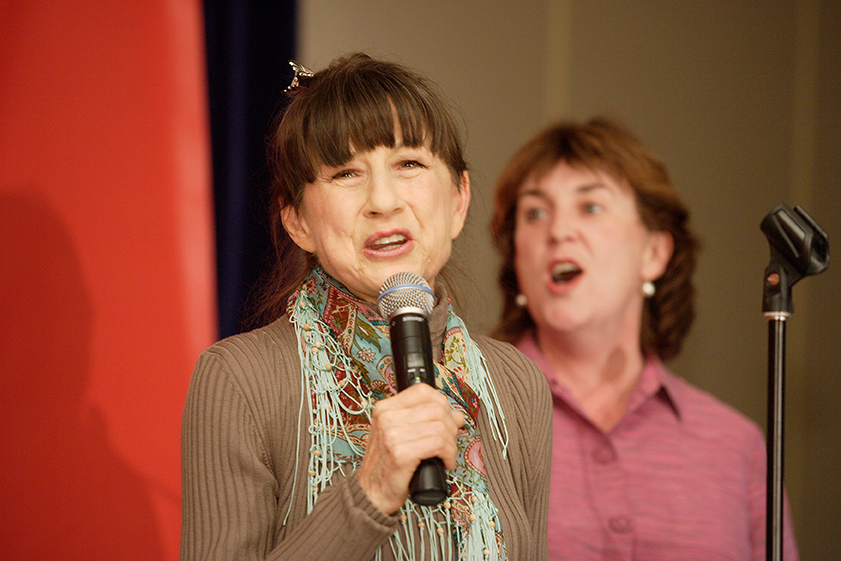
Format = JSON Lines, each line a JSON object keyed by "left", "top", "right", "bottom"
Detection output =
{"left": 517, "top": 334, "right": 799, "bottom": 561}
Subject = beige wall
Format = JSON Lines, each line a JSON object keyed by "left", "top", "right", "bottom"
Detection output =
{"left": 299, "top": 1, "right": 840, "bottom": 557}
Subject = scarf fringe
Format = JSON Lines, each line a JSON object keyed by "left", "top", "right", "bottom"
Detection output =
{"left": 288, "top": 270, "right": 509, "bottom": 560}
{"left": 448, "top": 313, "right": 509, "bottom": 459}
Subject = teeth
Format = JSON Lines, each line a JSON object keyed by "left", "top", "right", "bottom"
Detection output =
{"left": 551, "top": 262, "right": 580, "bottom": 283}
{"left": 371, "top": 234, "right": 407, "bottom": 249}
{"left": 552, "top": 262, "right": 578, "bottom": 275}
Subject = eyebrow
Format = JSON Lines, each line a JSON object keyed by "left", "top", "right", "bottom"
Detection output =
{"left": 576, "top": 182, "right": 609, "bottom": 194}
{"left": 518, "top": 181, "right": 609, "bottom": 200}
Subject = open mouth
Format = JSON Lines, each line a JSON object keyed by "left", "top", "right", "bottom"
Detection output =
{"left": 369, "top": 233, "right": 408, "bottom": 251}
{"left": 551, "top": 261, "right": 582, "bottom": 284}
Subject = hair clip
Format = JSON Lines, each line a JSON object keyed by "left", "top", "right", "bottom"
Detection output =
{"left": 283, "top": 61, "right": 315, "bottom": 94}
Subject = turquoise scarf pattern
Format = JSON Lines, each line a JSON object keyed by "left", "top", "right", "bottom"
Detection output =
{"left": 287, "top": 267, "right": 509, "bottom": 560}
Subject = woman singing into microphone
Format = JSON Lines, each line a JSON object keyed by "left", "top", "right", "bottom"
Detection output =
{"left": 180, "top": 53, "right": 551, "bottom": 561}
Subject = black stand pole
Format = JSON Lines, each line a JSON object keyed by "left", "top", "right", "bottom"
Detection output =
{"left": 764, "top": 315, "right": 786, "bottom": 561}
{"left": 760, "top": 203, "right": 829, "bottom": 561}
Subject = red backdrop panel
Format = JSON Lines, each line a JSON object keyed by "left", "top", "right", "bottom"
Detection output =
{"left": 0, "top": 1, "right": 215, "bottom": 559}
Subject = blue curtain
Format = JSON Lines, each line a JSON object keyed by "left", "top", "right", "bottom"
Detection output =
{"left": 204, "top": 0, "right": 297, "bottom": 338}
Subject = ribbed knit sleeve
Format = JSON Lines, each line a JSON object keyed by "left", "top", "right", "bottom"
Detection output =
{"left": 475, "top": 335, "right": 552, "bottom": 561}
{"left": 180, "top": 319, "right": 400, "bottom": 561}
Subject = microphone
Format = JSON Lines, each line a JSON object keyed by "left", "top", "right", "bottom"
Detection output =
{"left": 377, "top": 272, "right": 448, "bottom": 506}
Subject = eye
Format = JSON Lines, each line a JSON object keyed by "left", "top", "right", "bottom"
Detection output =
{"left": 325, "top": 166, "right": 365, "bottom": 188}
{"left": 517, "top": 201, "right": 548, "bottom": 223}
{"left": 332, "top": 169, "right": 356, "bottom": 180}
{"left": 526, "top": 207, "right": 547, "bottom": 221}
{"left": 583, "top": 201, "right": 604, "bottom": 215}
{"left": 394, "top": 158, "right": 428, "bottom": 180}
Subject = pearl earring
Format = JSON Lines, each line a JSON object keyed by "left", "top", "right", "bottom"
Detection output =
{"left": 515, "top": 293, "right": 528, "bottom": 307}
{"left": 642, "top": 281, "right": 656, "bottom": 298}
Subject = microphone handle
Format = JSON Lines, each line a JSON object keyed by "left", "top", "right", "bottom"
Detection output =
{"left": 409, "top": 457, "right": 448, "bottom": 506}
{"left": 389, "top": 313, "right": 449, "bottom": 506}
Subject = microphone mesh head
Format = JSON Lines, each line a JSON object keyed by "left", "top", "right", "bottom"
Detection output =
{"left": 377, "top": 272, "right": 435, "bottom": 318}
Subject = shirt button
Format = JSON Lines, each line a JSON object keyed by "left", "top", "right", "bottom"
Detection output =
{"left": 592, "top": 444, "right": 616, "bottom": 463}
{"left": 608, "top": 515, "right": 634, "bottom": 534}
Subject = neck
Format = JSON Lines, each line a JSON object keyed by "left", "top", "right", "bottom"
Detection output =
{"left": 535, "top": 326, "right": 646, "bottom": 433}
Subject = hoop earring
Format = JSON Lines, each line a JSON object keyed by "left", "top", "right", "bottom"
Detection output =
{"left": 642, "top": 281, "right": 656, "bottom": 298}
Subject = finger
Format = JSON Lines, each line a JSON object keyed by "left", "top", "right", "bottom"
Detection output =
{"left": 384, "top": 435, "right": 454, "bottom": 467}
{"left": 379, "top": 412, "right": 462, "bottom": 465}
{"left": 375, "top": 382, "right": 448, "bottom": 410}
{"left": 372, "top": 389, "right": 458, "bottom": 429}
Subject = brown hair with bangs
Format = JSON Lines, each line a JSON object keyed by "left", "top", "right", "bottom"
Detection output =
{"left": 489, "top": 117, "right": 700, "bottom": 360}
{"left": 248, "top": 53, "right": 468, "bottom": 326}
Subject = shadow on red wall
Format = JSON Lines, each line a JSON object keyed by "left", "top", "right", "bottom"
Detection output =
{"left": 0, "top": 190, "right": 165, "bottom": 560}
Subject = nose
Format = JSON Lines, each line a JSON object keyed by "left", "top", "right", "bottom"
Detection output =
{"left": 548, "top": 208, "right": 578, "bottom": 244}
{"left": 364, "top": 170, "right": 403, "bottom": 217}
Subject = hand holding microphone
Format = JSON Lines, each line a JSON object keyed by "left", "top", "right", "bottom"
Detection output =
{"left": 376, "top": 272, "right": 451, "bottom": 506}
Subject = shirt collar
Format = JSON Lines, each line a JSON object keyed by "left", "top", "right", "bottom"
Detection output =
{"left": 637, "top": 356, "right": 683, "bottom": 419}
{"left": 651, "top": 358, "right": 691, "bottom": 419}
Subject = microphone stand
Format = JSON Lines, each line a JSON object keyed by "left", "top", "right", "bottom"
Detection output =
{"left": 760, "top": 203, "right": 829, "bottom": 561}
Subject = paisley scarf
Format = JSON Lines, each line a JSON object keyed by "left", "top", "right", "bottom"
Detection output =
{"left": 287, "top": 267, "right": 509, "bottom": 560}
